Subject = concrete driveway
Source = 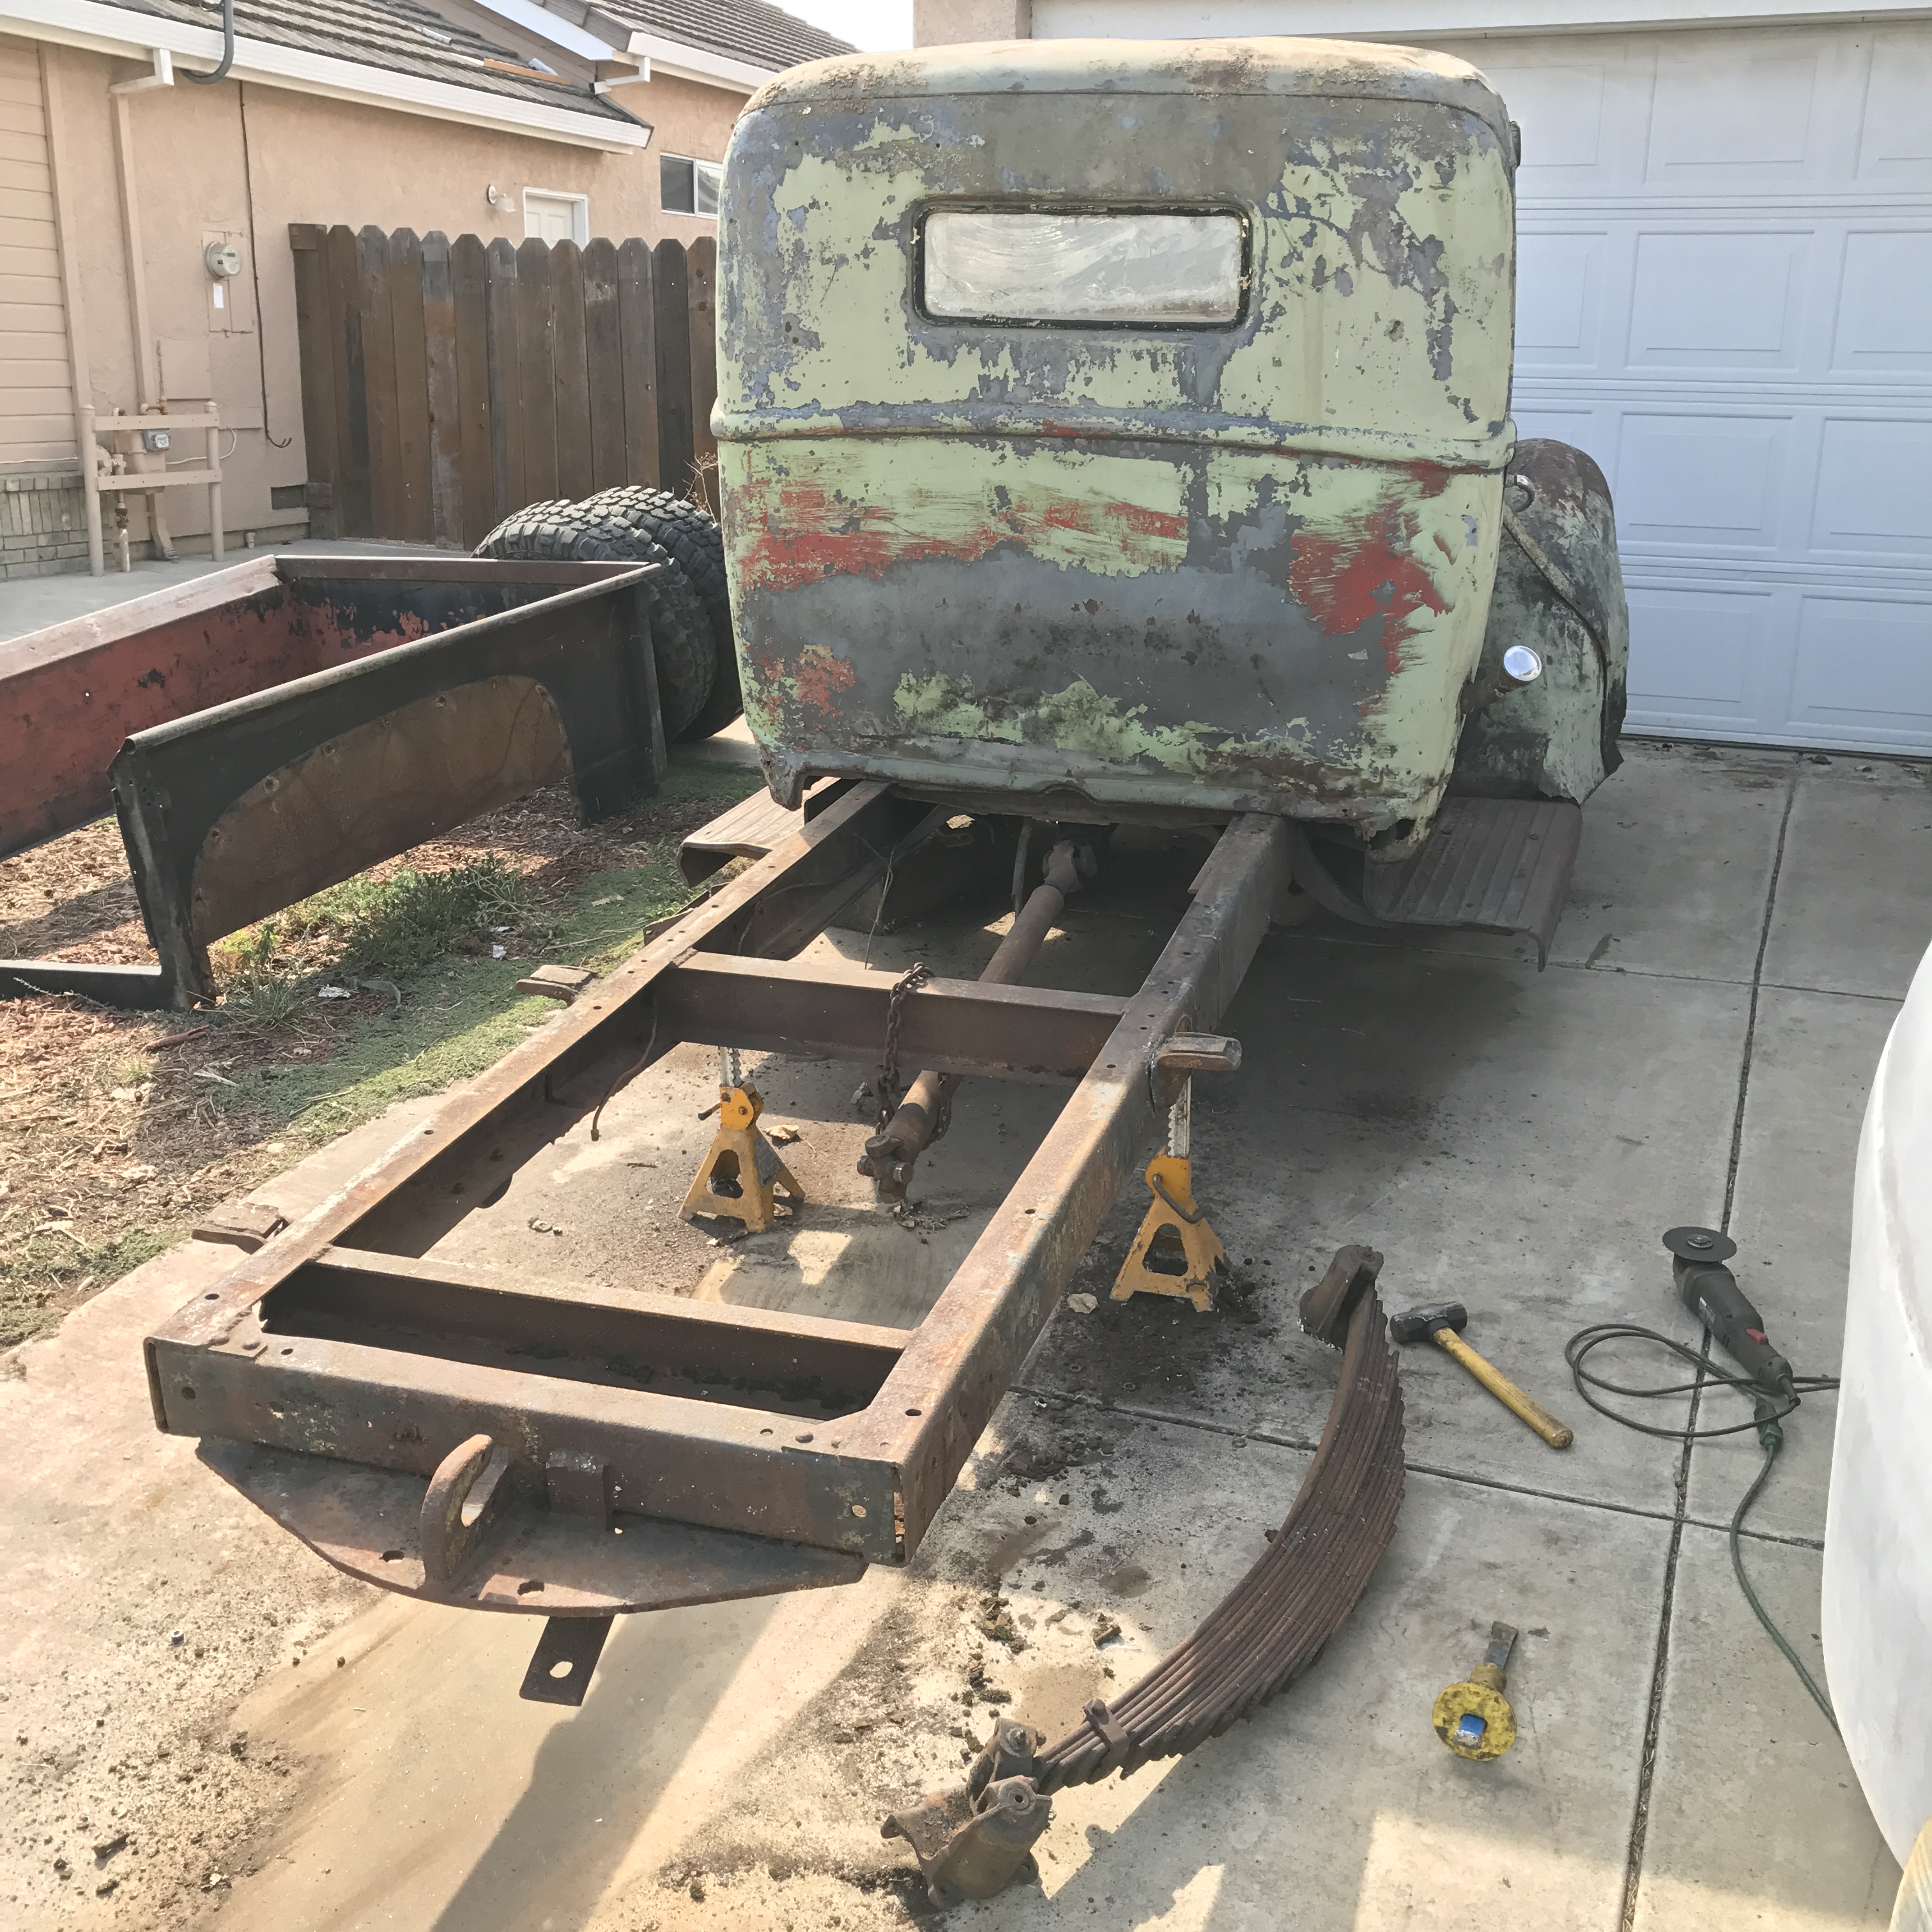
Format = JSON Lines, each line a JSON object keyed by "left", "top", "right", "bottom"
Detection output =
{"left": 4, "top": 741, "right": 1925, "bottom": 1930}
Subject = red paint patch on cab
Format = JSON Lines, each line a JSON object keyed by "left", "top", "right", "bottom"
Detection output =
{"left": 733, "top": 475, "right": 1186, "bottom": 595}
{"left": 1288, "top": 505, "right": 1447, "bottom": 676}
{"left": 788, "top": 643, "right": 857, "bottom": 717}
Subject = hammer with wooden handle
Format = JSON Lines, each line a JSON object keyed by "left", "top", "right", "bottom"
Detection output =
{"left": 1390, "top": 1301, "right": 1574, "bottom": 1450}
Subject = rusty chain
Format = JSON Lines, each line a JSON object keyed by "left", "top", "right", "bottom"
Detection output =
{"left": 875, "top": 960, "right": 933, "bottom": 1131}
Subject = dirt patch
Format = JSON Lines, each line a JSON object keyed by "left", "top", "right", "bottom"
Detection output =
{"left": 0, "top": 760, "right": 762, "bottom": 1349}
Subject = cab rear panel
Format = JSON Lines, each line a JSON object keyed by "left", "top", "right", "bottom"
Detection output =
{"left": 716, "top": 39, "right": 1519, "bottom": 836}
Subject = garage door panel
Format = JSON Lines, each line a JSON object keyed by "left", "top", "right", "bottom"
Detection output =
{"left": 1812, "top": 420, "right": 1932, "bottom": 556}
{"left": 1859, "top": 32, "right": 1932, "bottom": 185}
{"left": 1616, "top": 415, "right": 1790, "bottom": 548}
{"left": 1515, "top": 230, "right": 1610, "bottom": 367}
{"left": 1478, "top": 20, "right": 1932, "bottom": 751}
{"left": 1510, "top": 406, "right": 1613, "bottom": 475}
{"left": 1627, "top": 231, "right": 1811, "bottom": 371}
{"left": 1480, "top": 59, "right": 1610, "bottom": 174}
{"left": 1832, "top": 231, "right": 1932, "bottom": 371}
{"left": 1790, "top": 596, "right": 1932, "bottom": 740}
{"left": 1646, "top": 49, "right": 1828, "bottom": 188}
{"left": 1624, "top": 583, "right": 1786, "bottom": 725}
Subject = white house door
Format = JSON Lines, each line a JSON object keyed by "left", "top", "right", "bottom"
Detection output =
{"left": 1482, "top": 22, "right": 1932, "bottom": 753}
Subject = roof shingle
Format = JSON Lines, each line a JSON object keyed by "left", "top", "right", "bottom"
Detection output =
{"left": 580, "top": 0, "right": 853, "bottom": 73}
{"left": 117, "top": 0, "right": 640, "bottom": 120}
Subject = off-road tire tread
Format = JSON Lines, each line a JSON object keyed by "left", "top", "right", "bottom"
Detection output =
{"left": 578, "top": 486, "right": 740, "bottom": 740}
{"left": 475, "top": 499, "right": 716, "bottom": 737}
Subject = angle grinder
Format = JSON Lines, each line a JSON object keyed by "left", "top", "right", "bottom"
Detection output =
{"left": 1661, "top": 1226, "right": 1795, "bottom": 1401}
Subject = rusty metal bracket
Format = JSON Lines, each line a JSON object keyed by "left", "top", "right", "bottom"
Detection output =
{"left": 1148, "top": 1029, "right": 1241, "bottom": 1110}
{"left": 519, "top": 1614, "right": 614, "bottom": 1706}
{"left": 882, "top": 1720, "right": 1052, "bottom": 1908}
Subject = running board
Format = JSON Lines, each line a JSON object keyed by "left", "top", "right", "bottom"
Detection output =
{"left": 1364, "top": 797, "right": 1581, "bottom": 966}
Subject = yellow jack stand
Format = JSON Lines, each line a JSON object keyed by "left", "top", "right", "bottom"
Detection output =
{"left": 1112, "top": 1151, "right": 1226, "bottom": 1313}
{"left": 680, "top": 1077, "right": 801, "bottom": 1234}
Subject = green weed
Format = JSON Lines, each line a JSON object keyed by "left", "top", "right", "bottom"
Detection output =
{"left": 0, "top": 1223, "right": 171, "bottom": 1348}
{"left": 227, "top": 973, "right": 305, "bottom": 1031}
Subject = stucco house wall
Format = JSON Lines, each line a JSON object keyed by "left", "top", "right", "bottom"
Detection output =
{"left": 1, "top": 31, "right": 747, "bottom": 569}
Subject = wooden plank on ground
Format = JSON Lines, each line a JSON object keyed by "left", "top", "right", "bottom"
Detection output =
{"left": 451, "top": 232, "right": 493, "bottom": 545}
{"left": 583, "top": 237, "right": 624, "bottom": 494}
{"left": 616, "top": 237, "right": 657, "bottom": 487}
{"left": 515, "top": 236, "right": 558, "bottom": 507}
{"left": 287, "top": 224, "right": 339, "bottom": 537}
{"left": 685, "top": 233, "right": 719, "bottom": 516}
{"left": 551, "top": 238, "right": 592, "bottom": 503}
{"left": 420, "top": 232, "right": 463, "bottom": 549}
{"left": 484, "top": 238, "right": 522, "bottom": 523}
{"left": 652, "top": 238, "right": 692, "bottom": 500}
{"left": 387, "top": 227, "right": 433, "bottom": 544}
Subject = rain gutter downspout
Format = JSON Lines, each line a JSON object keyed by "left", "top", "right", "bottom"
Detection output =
{"left": 180, "top": 0, "right": 234, "bottom": 84}
{"left": 109, "top": 50, "right": 175, "bottom": 558}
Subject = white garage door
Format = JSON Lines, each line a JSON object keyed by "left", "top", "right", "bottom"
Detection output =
{"left": 1480, "top": 23, "right": 1932, "bottom": 752}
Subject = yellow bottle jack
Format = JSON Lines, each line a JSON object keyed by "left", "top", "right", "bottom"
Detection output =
{"left": 1112, "top": 1084, "right": 1227, "bottom": 1313}
{"left": 680, "top": 1050, "right": 801, "bottom": 1234}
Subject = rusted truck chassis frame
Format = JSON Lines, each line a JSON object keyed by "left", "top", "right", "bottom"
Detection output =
{"left": 148, "top": 781, "right": 1343, "bottom": 1672}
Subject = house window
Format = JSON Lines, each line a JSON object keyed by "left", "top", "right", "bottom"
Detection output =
{"left": 523, "top": 189, "right": 589, "bottom": 246}
{"left": 661, "top": 155, "right": 723, "bottom": 218}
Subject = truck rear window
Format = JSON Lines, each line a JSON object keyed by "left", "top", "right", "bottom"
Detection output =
{"left": 921, "top": 210, "right": 1243, "bottom": 326}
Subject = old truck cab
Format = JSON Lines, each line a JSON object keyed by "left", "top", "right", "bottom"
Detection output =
{"left": 717, "top": 40, "right": 1566, "bottom": 827}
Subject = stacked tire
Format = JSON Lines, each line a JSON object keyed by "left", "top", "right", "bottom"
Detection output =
{"left": 475, "top": 488, "right": 739, "bottom": 740}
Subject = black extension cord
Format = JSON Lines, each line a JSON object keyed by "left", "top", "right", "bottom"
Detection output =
{"left": 1565, "top": 1321, "right": 1841, "bottom": 1730}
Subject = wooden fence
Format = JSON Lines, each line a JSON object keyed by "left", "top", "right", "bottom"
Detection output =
{"left": 288, "top": 225, "right": 718, "bottom": 549}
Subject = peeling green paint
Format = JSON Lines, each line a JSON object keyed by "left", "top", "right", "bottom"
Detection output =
{"left": 716, "top": 38, "right": 1529, "bottom": 837}
{"left": 893, "top": 672, "right": 1227, "bottom": 773}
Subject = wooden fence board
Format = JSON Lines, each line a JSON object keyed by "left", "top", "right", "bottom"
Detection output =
{"left": 686, "top": 233, "right": 718, "bottom": 517}
{"left": 652, "top": 238, "right": 693, "bottom": 500}
{"left": 287, "top": 224, "right": 339, "bottom": 537}
{"left": 583, "top": 237, "right": 625, "bottom": 493}
{"left": 451, "top": 233, "right": 493, "bottom": 544}
{"left": 617, "top": 237, "right": 658, "bottom": 489}
{"left": 323, "top": 224, "right": 370, "bottom": 537}
{"left": 551, "top": 240, "right": 592, "bottom": 503}
{"left": 419, "top": 231, "right": 463, "bottom": 548}
{"left": 516, "top": 237, "right": 558, "bottom": 505}
{"left": 484, "top": 238, "right": 522, "bottom": 521}
{"left": 387, "top": 229, "right": 433, "bottom": 544}
{"left": 296, "top": 226, "right": 708, "bottom": 545}
{"left": 355, "top": 226, "right": 400, "bottom": 538}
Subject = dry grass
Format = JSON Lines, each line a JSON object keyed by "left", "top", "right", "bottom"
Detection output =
{"left": 0, "top": 762, "right": 761, "bottom": 1347}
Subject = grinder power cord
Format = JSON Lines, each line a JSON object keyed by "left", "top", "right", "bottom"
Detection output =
{"left": 1566, "top": 1227, "right": 1839, "bottom": 1729}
